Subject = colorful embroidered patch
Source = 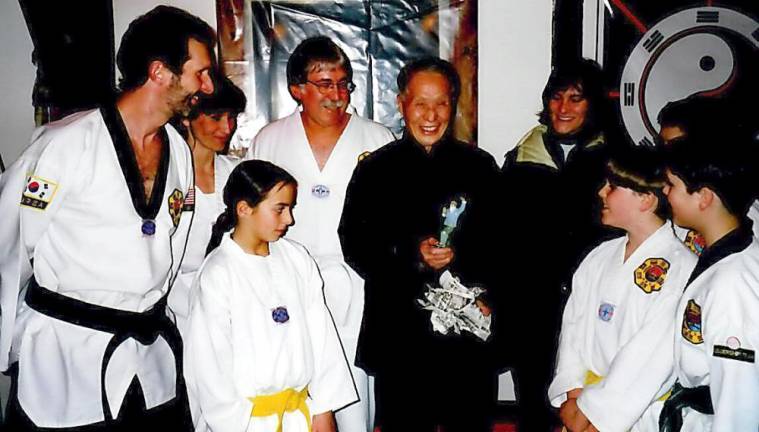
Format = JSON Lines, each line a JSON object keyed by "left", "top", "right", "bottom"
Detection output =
{"left": 358, "top": 151, "right": 371, "bottom": 162}
{"left": 598, "top": 303, "right": 615, "bottom": 322}
{"left": 182, "top": 187, "right": 195, "bottom": 212}
{"left": 684, "top": 230, "right": 706, "bottom": 256}
{"left": 167, "top": 188, "right": 184, "bottom": 227}
{"left": 634, "top": 258, "right": 670, "bottom": 293}
{"left": 272, "top": 306, "right": 289, "bottom": 323}
{"left": 681, "top": 299, "right": 704, "bottom": 344}
{"left": 714, "top": 345, "right": 755, "bottom": 363}
{"left": 20, "top": 175, "right": 59, "bottom": 210}
{"left": 311, "top": 184, "right": 330, "bottom": 198}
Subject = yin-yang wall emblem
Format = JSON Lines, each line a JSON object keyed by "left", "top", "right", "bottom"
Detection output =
{"left": 619, "top": 6, "right": 759, "bottom": 146}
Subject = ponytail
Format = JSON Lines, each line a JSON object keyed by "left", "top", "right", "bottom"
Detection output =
{"left": 204, "top": 160, "right": 298, "bottom": 256}
{"left": 205, "top": 207, "right": 236, "bottom": 256}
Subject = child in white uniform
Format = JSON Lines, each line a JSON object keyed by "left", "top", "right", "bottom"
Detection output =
{"left": 184, "top": 160, "right": 357, "bottom": 432}
{"left": 662, "top": 136, "right": 759, "bottom": 431}
{"left": 550, "top": 146, "right": 696, "bottom": 432}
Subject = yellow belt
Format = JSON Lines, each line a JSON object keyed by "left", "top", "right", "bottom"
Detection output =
{"left": 248, "top": 387, "right": 311, "bottom": 432}
{"left": 585, "top": 370, "right": 671, "bottom": 401}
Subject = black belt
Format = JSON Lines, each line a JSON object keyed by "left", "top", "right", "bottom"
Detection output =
{"left": 25, "top": 279, "right": 188, "bottom": 423}
{"left": 659, "top": 381, "right": 714, "bottom": 432}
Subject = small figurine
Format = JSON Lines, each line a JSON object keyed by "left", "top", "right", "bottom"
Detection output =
{"left": 438, "top": 197, "right": 467, "bottom": 248}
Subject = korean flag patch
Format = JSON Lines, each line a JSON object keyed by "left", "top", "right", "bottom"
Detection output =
{"left": 21, "top": 175, "right": 59, "bottom": 210}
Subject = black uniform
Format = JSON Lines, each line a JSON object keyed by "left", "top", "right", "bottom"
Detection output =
{"left": 339, "top": 133, "right": 502, "bottom": 432}
{"left": 500, "top": 125, "right": 619, "bottom": 431}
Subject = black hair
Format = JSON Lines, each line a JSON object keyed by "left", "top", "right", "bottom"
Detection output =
{"left": 606, "top": 144, "right": 671, "bottom": 220}
{"left": 286, "top": 36, "right": 353, "bottom": 89}
{"left": 657, "top": 95, "right": 742, "bottom": 145}
{"left": 397, "top": 57, "right": 461, "bottom": 108}
{"left": 665, "top": 134, "right": 757, "bottom": 218}
{"left": 206, "top": 160, "right": 297, "bottom": 255}
{"left": 188, "top": 75, "right": 247, "bottom": 120}
{"left": 117, "top": 5, "right": 216, "bottom": 92}
{"left": 538, "top": 58, "right": 607, "bottom": 137}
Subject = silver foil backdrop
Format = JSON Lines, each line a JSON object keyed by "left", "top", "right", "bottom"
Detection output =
{"left": 218, "top": 0, "right": 478, "bottom": 155}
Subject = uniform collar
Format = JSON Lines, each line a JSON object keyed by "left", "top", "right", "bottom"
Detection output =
{"left": 687, "top": 222, "right": 754, "bottom": 286}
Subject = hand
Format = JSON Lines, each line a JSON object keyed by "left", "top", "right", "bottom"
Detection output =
{"left": 419, "top": 237, "right": 454, "bottom": 270}
{"left": 475, "top": 298, "right": 491, "bottom": 316}
{"left": 559, "top": 398, "right": 590, "bottom": 432}
{"left": 312, "top": 411, "right": 336, "bottom": 432}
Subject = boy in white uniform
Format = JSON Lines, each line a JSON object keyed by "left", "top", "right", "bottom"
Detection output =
{"left": 550, "top": 146, "right": 696, "bottom": 432}
{"left": 661, "top": 136, "right": 759, "bottom": 431}
{"left": 0, "top": 6, "right": 215, "bottom": 430}
{"left": 247, "top": 36, "right": 394, "bottom": 432}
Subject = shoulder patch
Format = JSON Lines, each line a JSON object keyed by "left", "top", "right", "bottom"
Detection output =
{"left": 681, "top": 299, "right": 704, "bottom": 344}
{"left": 684, "top": 230, "right": 705, "bottom": 256}
{"left": 358, "top": 151, "right": 371, "bottom": 162}
{"left": 634, "top": 257, "right": 670, "bottom": 293}
{"left": 168, "top": 188, "right": 184, "bottom": 227}
{"left": 20, "top": 175, "right": 59, "bottom": 210}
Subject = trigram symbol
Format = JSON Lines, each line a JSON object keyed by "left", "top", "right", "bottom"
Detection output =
{"left": 643, "top": 31, "right": 664, "bottom": 52}
{"left": 624, "top": 82, "right": 635, "bottom": 106}
{"left": 696, "top": 11, "right": 719, "bottom": 23}
{"left": 639, "top": 137, "right": 654, "bottom": 147}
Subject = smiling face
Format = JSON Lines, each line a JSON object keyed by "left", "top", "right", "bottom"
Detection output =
{"left": 397, "top": 70, "right": 453, "bottom": 150}
{"left": 190, "top": 111, "right": 237, "bottom": 153}
{"left": 597, "top": 180, "right": 646, "bottom": 230}
{"left": 548, "top": 85, "right": 589, "bottom": 136}
{"left": 290, "top": 63, "right": 350, "bottom": 129}
{"left": 166, "top": 38, "right": 214, "bottom": 117}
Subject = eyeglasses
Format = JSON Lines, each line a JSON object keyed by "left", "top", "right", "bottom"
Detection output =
{"left": 305, "top": 80, "right": 356, "bottom": 94}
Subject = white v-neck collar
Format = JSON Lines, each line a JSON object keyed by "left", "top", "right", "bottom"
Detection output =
{"left": 294, "top": 106, "right": 356, "bottom": 175}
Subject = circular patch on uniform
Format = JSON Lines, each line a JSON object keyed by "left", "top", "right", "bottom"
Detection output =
{"left": 598, "top": 303, "right": 615, "bottom": 322}
{"left": 634, "top": 258, "right": 670, "bottom": 293}
{"left": 28, "top": 182, "right": 39, "bottom": 193}
{"left": 272, "top": 306, "right": 289, "bottom": 324}
{"left": 141, "top": 219, "right": 156, "bottom": 236}
{"left": 726, "top": 336, "right": 741, "bottom": 350}
{"left": 311, "top": 184, "right": 330, "bottom": 198}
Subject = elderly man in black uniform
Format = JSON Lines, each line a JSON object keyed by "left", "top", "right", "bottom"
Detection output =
{"left": 339, "top": 57, "right": 502, "bottom": 432}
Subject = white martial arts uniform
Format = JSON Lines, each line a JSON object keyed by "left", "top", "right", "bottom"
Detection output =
{"left": 168, "top": 154, "right": 239, "bottom": 336}
{"left": 748, "top": 200, "right": 759, "bottom": 239}
{"left": 184, "top": 234, "right": 358, "bottom": 432}
{"left": 247, "top": 107, "right": 393, "bottom": 431}
{"left": 549, "top": 223, "right": 696, "bottom": 432}
{"left": 0, "top": 108, "right": 194, "bottom": 427}
{"left": 672, "top": 228, "right": 759, "bottom": 431}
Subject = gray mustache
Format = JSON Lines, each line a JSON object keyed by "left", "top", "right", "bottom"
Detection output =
{"left": 321, "top": 100, "right": 345, "bottom": 109}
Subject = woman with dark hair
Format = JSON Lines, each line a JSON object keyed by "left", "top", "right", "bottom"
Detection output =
{"left": 499, "top": 58, "right": 618, "bottom": 431}
{"left": 184, "top": 160, "right": 357, "bottom": 432}
{"left": 168, "top": 75, "right": 246, "bottom": 335}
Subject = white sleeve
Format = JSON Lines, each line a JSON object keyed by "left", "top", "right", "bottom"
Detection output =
{"left": 0, "top": 131, "right": 79, "bottom": 371}
{"left": 703, "top": 276, "right": 759, "bottom": 430}
{"left": 185, "top": 266, "right": 252, "bottom": 432}
{"left": 303, "top": 251, "right": 358, "bottom": 414}
{"left": 578, "top": 290, "right": 681, "bottom": 431}
{"left": 548, "top": 257, "right": 592, "bottom": 407}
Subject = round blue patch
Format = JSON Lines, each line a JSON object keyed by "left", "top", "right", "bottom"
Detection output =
{"left": 311, "top": 184, "right": 330, "bottom": 198}
{"left": 598, "top": 303, "right": 615, "bottom": 322}
{"left": 141, "top": 219, "right": 156, "bottom": 236}
{"left": 272, "top": 306, "right": 289, "bottom": 323}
